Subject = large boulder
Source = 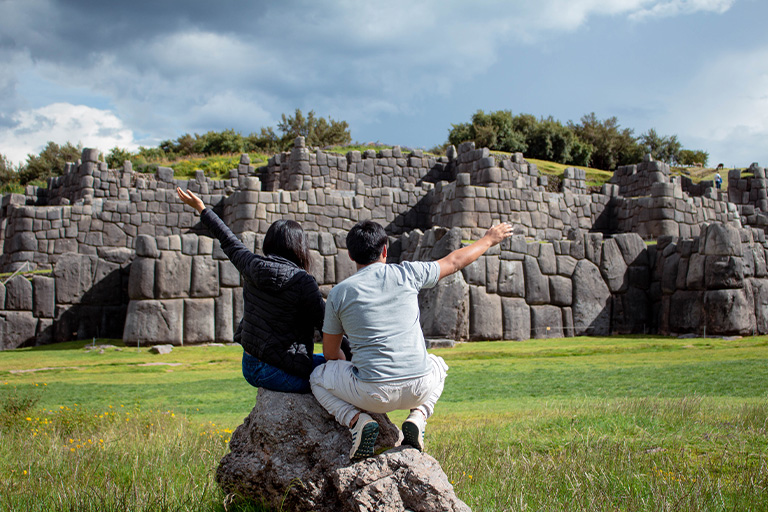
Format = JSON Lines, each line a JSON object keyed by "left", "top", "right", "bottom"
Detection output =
{"left": 419, "top": 271, "right": 469, "bottom": 340}
{"left": 571, "top": 259, "right": 611, "bottom": 335}
{"left": 123, "top": 299, "right": 183, "bottom": 345}
{"left": 216, "top": 389, "right": 470, "bottom": 512}
{"left": 0, "top": 311, "right": 38, "bottom": 350}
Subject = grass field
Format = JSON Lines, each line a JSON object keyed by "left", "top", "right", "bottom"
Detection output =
{"left": 1, "top": 336, "right": 767, "bottom": 511}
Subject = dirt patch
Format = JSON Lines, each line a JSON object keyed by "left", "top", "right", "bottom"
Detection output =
{"left": 9, "top": 367, "right": 82, "bottom": 374}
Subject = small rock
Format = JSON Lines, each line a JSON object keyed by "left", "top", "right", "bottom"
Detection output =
{"left": 149, "top": 344, "right": 174, "bottom": 355}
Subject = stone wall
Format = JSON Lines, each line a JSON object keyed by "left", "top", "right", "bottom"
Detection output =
{"left": 0, "top": 249, "right": 132, "bottom": 349}
{"left": 412, "top": 222, "right": 768, "bottom": 341}
{"left": 2, "top": 140, "right": 768, "bottom": 348}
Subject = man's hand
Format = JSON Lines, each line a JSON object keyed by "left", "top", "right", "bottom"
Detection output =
{"left": 176, "top": 187, "right": 205, "bottom": 213}
{"left": 438, "top": 222, "right": 515, "bottom": 279}
{"left": 482, "top": 222, "right": 515, "bottom": 246}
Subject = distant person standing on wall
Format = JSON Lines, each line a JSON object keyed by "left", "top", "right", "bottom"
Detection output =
{"left": 715, "top": 172, "right": 722, "bottom": 189}
{"left": 176, "top": 187, "right": 348, "bottom": 393}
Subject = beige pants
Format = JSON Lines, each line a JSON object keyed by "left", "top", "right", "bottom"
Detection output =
{"left": 310, "top": 354, "right": 449, "bottom": 427}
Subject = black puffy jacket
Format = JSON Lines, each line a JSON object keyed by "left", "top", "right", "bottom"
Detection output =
{"left": 200, "top": 208, "right": 324, "bottom": 379}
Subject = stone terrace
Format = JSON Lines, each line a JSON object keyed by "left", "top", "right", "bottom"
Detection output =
{"left": 1, "top": 138, "right": 767, "bottom": 348}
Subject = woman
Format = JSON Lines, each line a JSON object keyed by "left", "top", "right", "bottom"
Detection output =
{"left": 177, "top": 187, "right": 334, "bottom": 393}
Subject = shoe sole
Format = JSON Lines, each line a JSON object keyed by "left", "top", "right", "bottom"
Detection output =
{"left": 402, "top": 421, "right": 423, "bottom": 452}
{"left": 351, "top": 422, "right": 379, "bottom": 460}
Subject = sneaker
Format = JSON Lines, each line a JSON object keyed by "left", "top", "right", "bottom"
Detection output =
{"left": 349, "top": 413, "right": 379, "bottom": 460}
{"left": 401, "top": 411, "right": 426, "bottom": 452}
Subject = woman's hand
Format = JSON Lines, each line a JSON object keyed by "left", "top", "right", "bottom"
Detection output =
{"left": 176, "top": 187, "right": 205, "bottom": 213}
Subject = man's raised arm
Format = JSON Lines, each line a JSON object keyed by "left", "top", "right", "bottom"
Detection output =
{"left": 437, "top": 223, "right": 514, "bottom": 280}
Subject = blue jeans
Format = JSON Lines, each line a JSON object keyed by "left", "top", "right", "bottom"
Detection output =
{"left": 242, "top": 351, "right": 326, "bottom": 393}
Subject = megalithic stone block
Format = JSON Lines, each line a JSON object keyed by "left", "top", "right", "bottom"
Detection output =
{"left": 5, "top": 275, "right": 33, "bottom": 310}
{"left": 501, "top": 297, "right": 530, "bottom": 341}
{"left": 418, "top": 271, "right": 469, "bottom": 340}
{"left": 572, "top": 259, "right": 611, "bottom": 336}
{"left": 215, "top": 288, "right": 234, "bottom": 342}
{"left": 469, "top": 285, "right": 502, "bottom": 341}
{"left": 123, "top": 299, "right": 183, "bottom": 346}
{"left": 32, "top": 275, "right": 55, "bottom": 318}
{"left": 184, "top": 298, "right": 215, "bottom": 344}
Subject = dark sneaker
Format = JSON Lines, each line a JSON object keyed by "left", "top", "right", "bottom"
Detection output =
{"left": 349, "top": 413, "right": 379, "bottom": 460}
{"left": 401, "top": 411, "right": 426, "bottom": 452}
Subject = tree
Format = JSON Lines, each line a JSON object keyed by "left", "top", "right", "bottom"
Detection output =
{"left": 19, "top": 141, "right": 82, "bottom": 185}
{"left": 639, "top": 129, "right": 682, "bottom": 164}
{"left": 678, "top": 149, "right": 709, "bottom": 167}
{"left": 570, "top": 113, "right": 642, "bottom": 170}
{"left": 106, "top": 147, "right": 134, "bottom": 169}
{"left": 277, "top": 109, "right": 351, "bottom": 148}
{"left": 0, "top": 153, "right": 18, "bottom": 187}
{"left": 246, "top": 127, "right": 281, "bottom": 154}
{"left": 196, "top": 129, "right": 246, "bottom": 155}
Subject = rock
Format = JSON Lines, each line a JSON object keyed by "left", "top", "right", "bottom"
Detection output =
{"left": 149, "top": 344, "right": 173, "bottom": 354}
{"left": 5, "top": 275, "right": 33, "bottom": 310}
{"left": 54, "top": 252, "right": 95, "bottom": 304}
{"left": 600, "top": 238, "right": 628, "bottom": 293}
{"left": 462, "top": 255, "right": 486, "bottom": 286}
{"left": 530, "top": 305, "right": 563, "bottom": 338}
{"left": 501, "top": 297, "right": 530, "bottom": 341}
{"left": 334, "top": 448, "right": 470, "bottom": 512}
{"left": 668, "top": 290, "right": 703, "bottom": 334}
{"left": 190, "top": 256, "right": 220, "bottom": 297}
{"left": 523, "top": 256, "right": 549, "bottom": 304}
{"left": 430, "top": 227, "right": 462, "bottom": 260}
{"left": 549, "top": 275, "right": 572, "bottom": 306}
{"left": 613, "top": 233, "right": 648, "bottom": 266}
{"left": 32, "top": 276, "right": 55, "bottom": 318}
{"left": 419, "top": 271, "right": 469, "bottom": 340}
{"left": 700, "top": 223, "right": 742, "bottom": 256}
{"left": 497, "top": 260, "right": 525, "bottom": 297}
{"left": 469, "top": 285, "right": 502, "bottom": 340}
{"left": 704, "top": 288, "right": 755, "bottom": 335}
{"left": 128, "top": 258, "right": 155, "bottom": 300}
{"left": 335, "top": 249, "right": 357, "bottom": 283}
{"left": 571, "top": 259, "right": 611, "bottom": 335}
{"left": 216, "top": 389, "right": 469, "bottom": 512}
{"left": 183, "top": 298, "right": 215, "bottom": 343}
{"left": 0, "top": 311, "right": 38, "bottom": 350}
{"left": 123, "top": 299, "right": 183, "bottom": 345}
{"left": 705, "top": 255, "right": 744, "bottom": 289}
{"left": 154, "top": 252, "right": 192, "bottom": 299}
{"left": 135, "top": 235, "right": 160, "bottom": 258}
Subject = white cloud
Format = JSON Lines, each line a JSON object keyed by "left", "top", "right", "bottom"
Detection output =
{"left": 663, "top": 45, "right": 768, "bottom": 166}
{"left": 0, "top": 103, "right": 138, "bottom": 165}
{"left": 629, "top": 0, "right": 735, "bottom": 21}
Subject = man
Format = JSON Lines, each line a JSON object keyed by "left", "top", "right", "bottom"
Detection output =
{"left": 310, "top": 220, "right": 514, "bottom": 460}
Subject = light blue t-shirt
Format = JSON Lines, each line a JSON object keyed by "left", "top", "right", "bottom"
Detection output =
{"left": 323, "top": 260, "right": 440, "bottom": 382}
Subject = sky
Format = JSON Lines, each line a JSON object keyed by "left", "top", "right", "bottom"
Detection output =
{"left": 1, "top": 0, "right": 766, "bottom": 168}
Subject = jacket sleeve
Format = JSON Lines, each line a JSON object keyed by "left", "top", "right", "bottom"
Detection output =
{"left": 199, "top": 208, "right": 260, "bottom": 276}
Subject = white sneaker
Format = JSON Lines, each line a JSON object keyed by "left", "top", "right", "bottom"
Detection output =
{"left": 349, "top": 413, "right": 379, "bottom": 460}
{"left": 402, "top": 410, "right": 426, "bottom": 452}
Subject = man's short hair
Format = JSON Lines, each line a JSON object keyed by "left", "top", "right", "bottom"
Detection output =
{"left": 347, "top": 220, "right": 387, "bottom": 265}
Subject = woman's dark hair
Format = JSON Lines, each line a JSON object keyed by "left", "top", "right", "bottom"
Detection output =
{"left": 346, "top": 220, "right": 387, "bottom": 265}
{"left": 263, "top": 219, "right": 311, "bottom": 271}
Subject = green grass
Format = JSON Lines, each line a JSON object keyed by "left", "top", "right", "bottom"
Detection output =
{"left": 133, "top": 153, "right": 269, "bottom": 181}
{"left": 0, "top": 269, "right": 54, "bottom": 281}
{"left": 2, "top": 336, "right": 767, "bottom": 511}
